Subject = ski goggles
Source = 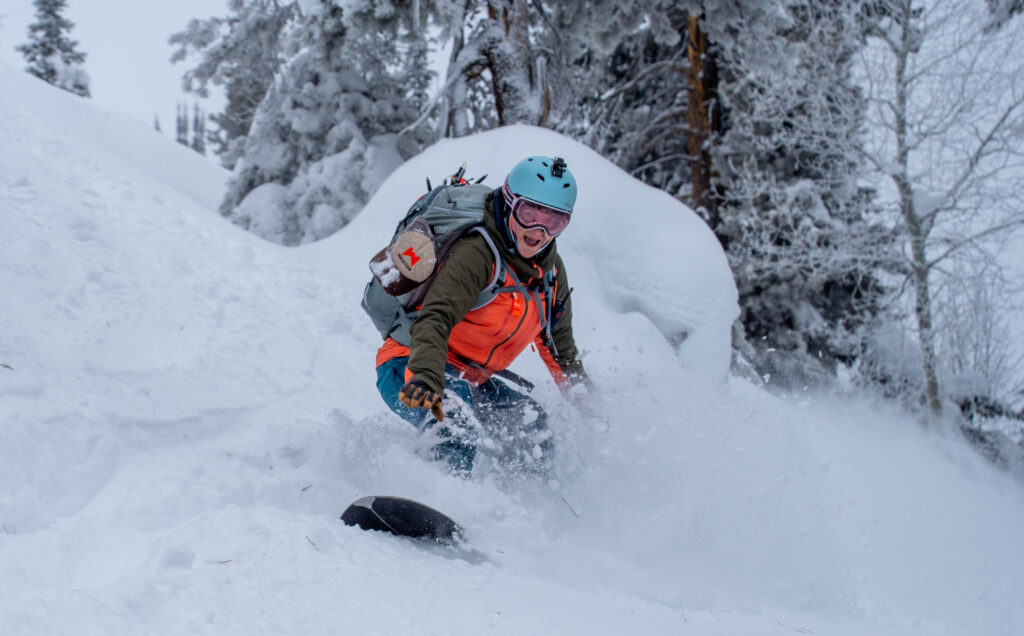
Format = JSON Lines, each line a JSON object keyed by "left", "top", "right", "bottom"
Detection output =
{"left": 509, "top": 197, "right": 572, "bottom": 238}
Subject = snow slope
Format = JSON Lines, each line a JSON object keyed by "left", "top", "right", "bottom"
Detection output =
{"left": 3, "top": 64, "right": 1024, "bottom": 636}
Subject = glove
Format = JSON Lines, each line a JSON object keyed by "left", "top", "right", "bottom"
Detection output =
{"left": 399, "top": 380, "right": 445, "bottom": 422}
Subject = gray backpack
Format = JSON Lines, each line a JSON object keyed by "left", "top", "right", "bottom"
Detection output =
{"left": 361, "top": 183, "right": 508, "bottom": 346}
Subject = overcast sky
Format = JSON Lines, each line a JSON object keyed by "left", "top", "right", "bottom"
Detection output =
{"left": 0, "top": 0, "right": 223, "bottom": 139}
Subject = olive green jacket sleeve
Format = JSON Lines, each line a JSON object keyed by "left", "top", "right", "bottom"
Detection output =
{"left": 545, "top": 252, "right": 587, "bottom": 384}
{"left": 407, "top": 235, "right": 494, "bottom": 394}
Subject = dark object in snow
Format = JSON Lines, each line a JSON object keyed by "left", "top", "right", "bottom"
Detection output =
{"left": 341, "top": 495, "right": 463, "bottom": 545}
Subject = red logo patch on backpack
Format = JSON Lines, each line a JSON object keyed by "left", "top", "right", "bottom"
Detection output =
{"left": 402, "top": 247, "right": 421, "bottom": 267}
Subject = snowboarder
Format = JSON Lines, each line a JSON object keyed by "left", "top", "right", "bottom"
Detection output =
{"left": 374, "top": 156, "right": 589, "bottom": 475}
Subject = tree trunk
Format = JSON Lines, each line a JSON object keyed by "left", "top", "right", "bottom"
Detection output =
{"left": 898, "top": 173, "right": 943, "bottom": 419}
{"left": 443, "top": 28, "right": 468, "bottom": 138}
{"left": 893, "top": 0, "right": 942, "bottom": 420}
{"left": 912, "top": 247, "right": 943, "bottom": 418}
{"left": 444, "top": 0, "right": 548, "bottom": 135}
{"left": 485, "top": 0, "right": 546, "bottom": 126}
{"left": 685, "top": 14, "right": 720, "bottom": 230}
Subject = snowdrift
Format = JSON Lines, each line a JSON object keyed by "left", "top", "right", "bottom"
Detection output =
{"left": 3, "top": 63, "right": 1024, "bottom": 636}
{"left": 297, "top": 124, "right": 740, "bottom": 384}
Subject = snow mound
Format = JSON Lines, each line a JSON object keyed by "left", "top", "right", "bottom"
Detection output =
{"left": 298, "top": 124, "right": 739, "bottom": 382}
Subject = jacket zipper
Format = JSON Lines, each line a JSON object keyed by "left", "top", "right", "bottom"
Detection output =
{"left": 481, "top": 291, "right": 532, "bottom": 369}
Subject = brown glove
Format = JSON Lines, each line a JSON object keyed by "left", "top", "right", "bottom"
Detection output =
{"left": 399, "top": 380, "right": 445, "bottom": 422}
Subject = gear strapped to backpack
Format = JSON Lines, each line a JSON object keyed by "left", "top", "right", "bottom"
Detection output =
{"left": 361, "top": 181, "right": 509, "bottom": 347}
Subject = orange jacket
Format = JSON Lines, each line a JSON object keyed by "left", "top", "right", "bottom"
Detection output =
{"left": 375, "top": 264, "right": 570, "bottom": 388}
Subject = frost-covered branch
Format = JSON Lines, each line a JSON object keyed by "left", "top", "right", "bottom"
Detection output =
{"left": 935, "top": 97, "right": 1024, "bottom": 221}
{"left": 926, "top": 219, "right": 1024, "bottom": 271}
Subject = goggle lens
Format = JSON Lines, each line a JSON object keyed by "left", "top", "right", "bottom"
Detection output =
{"left": 511, "top": 198, "right": 571, "bottom": 237}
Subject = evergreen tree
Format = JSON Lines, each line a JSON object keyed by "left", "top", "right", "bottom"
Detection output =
{"left": 153, "top": 114, "right": 161, "bottom": 132}
{"left": 219, "top": 0, "right": 438, "bottom": 245}
{"left": 555, "top": 3, "right": 693, "bottom": 196}
{"left": 16, "top": 0, "right": 90, "bottom": 97}
{"left": 191, "top": 103, "right": 206, "bottom": 155}
{"left": 170, "top": 0, "right": 296, "bottom": 168}
{"left": 708, "top": 1, "right": 898, "bottom": 388}
{"left": 175, "top": 102, "right": 189, "bottom": 146}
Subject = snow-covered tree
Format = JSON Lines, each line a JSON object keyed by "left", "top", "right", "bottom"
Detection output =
{"left": 710, "top": 1, "right": 899, "bottom": 388}
{"left": 556, "top": 2, "right": 894, "bottom": 387}
{"left": 437, "top": 0, "right": 562, "bottom": 137}
{"left": 220, "top": 0, "right": 436, "bottom": 245}
{"left": 856, "top": 0, "right": 1024, "bottom": 419}
{"left": 441, "top": 0, "right": 697, "bottom": 143}
{"left": 16, "top": 0, "right": 90, "bottom": 97}
{"left": 555, "top": 2, "right": 781, "bottom": 212}
{"left": 170, "top": 0, "right": 296, "bottom": 168}
{"left": 934, "top": 257, "right": 1021, "bottom": 409}
{"left": 985, "top": 0, "right": 1024, "bottom": 30}
{"left": 555, "top": 2, "right": 692, "bottom": 196}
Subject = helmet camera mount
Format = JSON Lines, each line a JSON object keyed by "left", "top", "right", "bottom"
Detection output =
{"left": 551, "top": 157, "right": 566, "bottom": 178}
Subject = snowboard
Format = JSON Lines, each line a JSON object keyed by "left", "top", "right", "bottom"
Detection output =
{"left": 341, "top": 495, "right": 463, "bottom": 545}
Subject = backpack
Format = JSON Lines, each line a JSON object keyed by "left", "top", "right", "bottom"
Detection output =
{"left": 361, "top": 182, "right": 508, "bottom": 346}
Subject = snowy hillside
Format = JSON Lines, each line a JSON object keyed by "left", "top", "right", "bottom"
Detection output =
{"left": 3, "top": 64, "right": 1024, "bottom": 636}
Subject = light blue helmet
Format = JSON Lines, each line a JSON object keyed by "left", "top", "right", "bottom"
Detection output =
{"left": 503, "top": 156, "right": 577, "bottom": 213}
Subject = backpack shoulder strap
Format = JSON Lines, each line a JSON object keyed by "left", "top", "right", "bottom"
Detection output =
{"left": 468, "top": 227, "right": 508, "bottom": 310}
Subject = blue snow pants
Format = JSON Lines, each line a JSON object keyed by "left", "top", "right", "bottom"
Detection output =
{"left": 376, "top": 356, "right": 551, "bottom": 475}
